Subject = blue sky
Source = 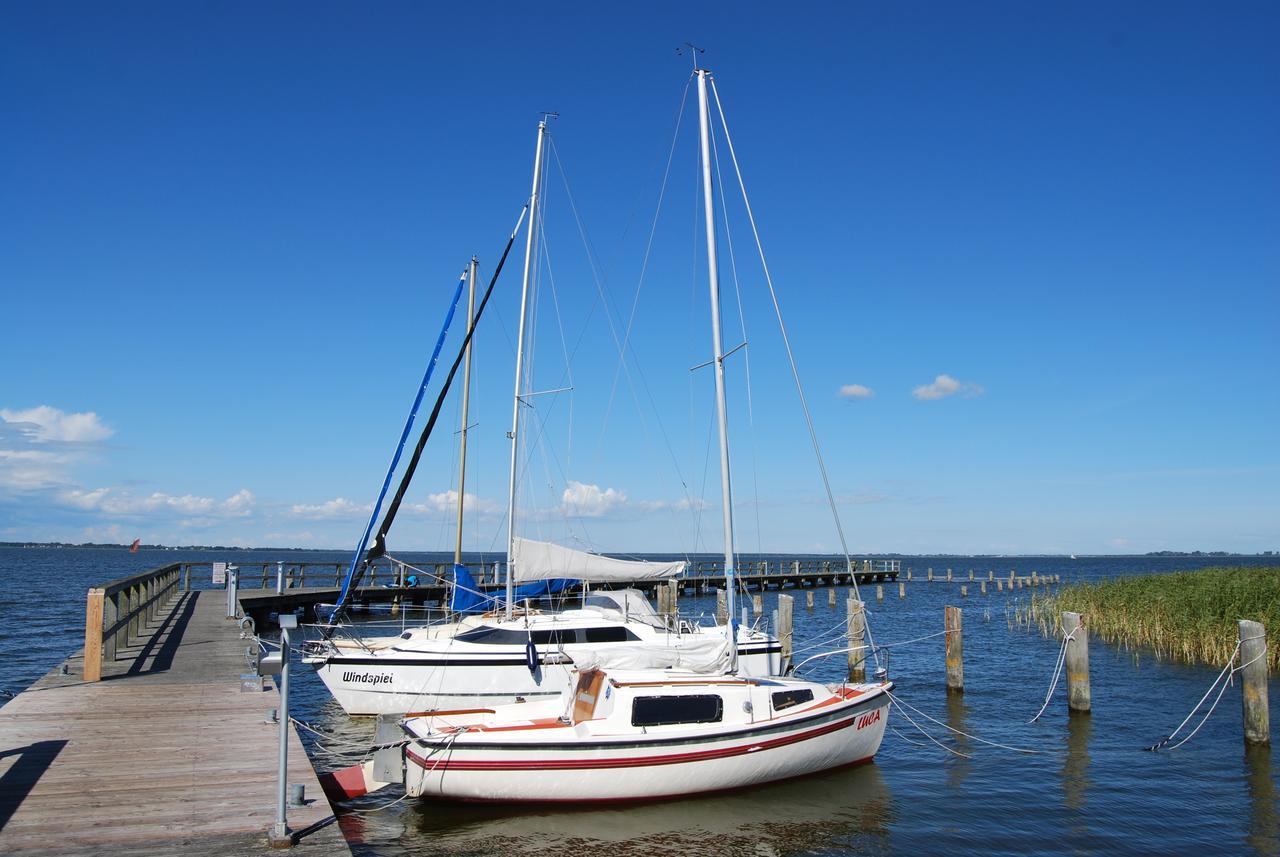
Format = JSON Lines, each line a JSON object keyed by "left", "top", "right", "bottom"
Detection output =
{"left": 2, "top": 2, "right": 1277, "bottom": 555}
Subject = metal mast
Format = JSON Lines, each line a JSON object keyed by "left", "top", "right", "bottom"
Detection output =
{"left": 696, "top": 68, "right": 738, "bottom": 670}
{"left": 454, "top": 257, "right": 478, "bottom": 567}
{"left": 505, "top": 119, "right": 549, "bottom": 618}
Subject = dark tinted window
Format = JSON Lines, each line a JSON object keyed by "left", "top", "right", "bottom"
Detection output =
{"left": 530, "top": 629, "right": 575, "bottom": 646}
{"left": 454, "top": 626, "right": 534, "bottom": 645}
{"left": 632, "top": 694, "right": 723, "bottom": 727}
{"left": 582, "top": 626, "right": 636, "bottom": 643}
{"left": 772, "top": 688, "right": 814, "bottom": 711}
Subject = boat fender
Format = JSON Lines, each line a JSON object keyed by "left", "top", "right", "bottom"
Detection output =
{"left": 525, "top": 639, "right": 538, "bottom": 673}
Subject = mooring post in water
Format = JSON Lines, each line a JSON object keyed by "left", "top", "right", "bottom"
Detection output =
{"left": 752, "top": 593, "right": 763, "bottom": 615}
{"left": 716, "top": 588, "right": 727, "bottom": 625}
{"left": 829, "top": 587, "right": 836, "bottom": 607}
{"left": 960, "top": 585, "right": 968, "bottom": 598}
{"left": 947, "top": 568, "right": 953, "bottom": 582}
{"left": 778, "top": 594, "right": 794, "bottom": 672}
{"left": 806, "top": 590, "right": 814, "bottom": 610}
{"left": 899, "top": 580, "right": 906, "bottom": 599}
{"left": 1239, "top": 619, "right": 1269, "bottom": 745}
{"left": 997, "top": 578, "right": 1004, "bottom": 592}
{"left": 1063, "top": 611, "right": 1091, "bottom": 713}
{"left": 847, "top": 597, "right": 866, "bottom": 681}
{"left": 927, "top": 568, "right": 933, "bottom": 583}
{"left": 907, "top": 568, "right": 913, "bottom": 581}
{"left": 945, "top": 605, "right": 963, "bottom": 693}
{"left": 980, "top": 580, "right": 987, "bottom": 596}
{"left": 667, "top": 579, "right": 679, "bottom": 622}
{"left": 876, "top": 584, "right": 884, "bottom": 601}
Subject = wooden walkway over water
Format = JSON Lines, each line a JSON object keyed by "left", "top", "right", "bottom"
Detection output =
{"left": 0, "top": 591, "right": 348, "bottom": 856}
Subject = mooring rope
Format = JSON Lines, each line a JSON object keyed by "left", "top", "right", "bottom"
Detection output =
{"left": 887, "top": 690, "right": 1040, "bottom": 754}
{"left": 887, "top": 696, "right": 971, "bottom": 758}
{"left": 1145, "top": 635, "right": 1265, "bottom": 751}
{"left": 1029, "top": 626, "right": 1075, "bottom": 724}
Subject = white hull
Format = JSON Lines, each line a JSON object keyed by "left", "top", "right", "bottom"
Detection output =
{"left": 403, "top": 683, "right": 889, "bottom": 803}
{"left": 312, "top": 633, "right": 780, "bottom": 715}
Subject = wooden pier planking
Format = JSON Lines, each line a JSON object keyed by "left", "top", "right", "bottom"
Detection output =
{"left": 0, "top": 591, "right": 348, "bottom": 856}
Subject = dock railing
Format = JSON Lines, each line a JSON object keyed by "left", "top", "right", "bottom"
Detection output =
{"left": 83, "top": 563, "right": 185, "bottom": 681}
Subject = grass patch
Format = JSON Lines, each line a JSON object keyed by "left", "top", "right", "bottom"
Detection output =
{"left": 1021, "top": 566, "right": 1279, "bottom": 670}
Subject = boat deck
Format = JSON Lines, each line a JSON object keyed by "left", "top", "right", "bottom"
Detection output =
{"left": 0, "top": 591, "right": 349, "bottom": 856}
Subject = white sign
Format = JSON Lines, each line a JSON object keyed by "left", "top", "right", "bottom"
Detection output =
{"left": 212, "top": 562, "right": 227, "bottom": 585}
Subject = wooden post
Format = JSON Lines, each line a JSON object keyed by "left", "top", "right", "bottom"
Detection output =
{"left": 1009, "top": 570, "right": 1015, "bottom": 587}
{"left": 945, "top": 605, "right": 963, "bottom": 693}
{"left": 83, "top": 588, "right": 105, "bottom": 682}
{"left": 184, "top": 564, "right": 191, "bottom": 592}
{"left": 1063, "top": 611, "right": 1091, "bottom": 713}
{"left": 667, "top": 579, "right": 679, "bottom": 623}
{"left": 847, "top": 598, "right": 866, "bottom": 681}
{"left": 968, "top": 569, "right": 974, "bottom": 582}
{"left": 778, "top": 594, "right": 794, "bottom": 672}
{"left": 1032, "top": 571, "right": 1039, "bottom": 586}
{"left": 997, "top": 578, "right": 1004, "bottom": 592}
{"left": 102, "top": 593, "right": 118, "bottom": 661}
{"left": 828, "top": 587, "right": 836, "bottom": 607}
{"left": 876, "top": 584, "right": 884, "bottom": 601}
{"left": 1239, "top": 619, "right": 1269, "bottom": 745}
{"left": 988, "top": 570, "right": 994, "bottom": 581}
{"left": 980, "top": 580, "right": 987, "bottom": 595}
{"left": 752, "top": 593, "right": 763, "bottom": 615}
{"left": 960, "top": 585, "right": 968, "bottom": 598}
{"left": 946, "top": 568, "right": 953, "bottom": 582}
{"left": 899, "top": 581, "right": 906, "bottom": 599}
{"left": 907, "top": 568, "right": 912, "bottom": 581}
{"left": 656, "top": 583, "right": 671, "bottom": 625}
{"left": 927, "top": 568, "right": 933, "bottom": 583}
{"left": 806, "top": 590, "right": 814, "bottom": 610}
{"left": 716, "top": 589, "right": 727, "bottom": 625}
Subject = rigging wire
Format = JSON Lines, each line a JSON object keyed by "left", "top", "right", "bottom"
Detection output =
{"left": 706, "top": 76, "right": 879, "bottom": 665}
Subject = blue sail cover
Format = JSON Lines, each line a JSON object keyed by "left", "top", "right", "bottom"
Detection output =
{"left": 449, "top": 564, "right": 575, "bottom": 614}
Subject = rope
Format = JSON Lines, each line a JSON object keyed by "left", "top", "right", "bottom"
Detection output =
{"left": 1028, "top": 626, "right": 1075, "bottom": 723}
{"left": 887, "top": 690, "right": 1040, "bottom": 754}
{"left": 1145, "top": 635, "right": 1266, "bottom": 751}
{"left": 888, "top": 696, "right": 971, "bottom": 758}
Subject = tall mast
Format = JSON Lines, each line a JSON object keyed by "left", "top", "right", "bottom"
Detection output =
{"left": 453, "top": 257, "right": 478, "bottom": 567}
{"left": 696, "top": 68, "right": 738, "bottom": 670}
{"left": 505, "top": 119, "right": 549, "bottom": 619}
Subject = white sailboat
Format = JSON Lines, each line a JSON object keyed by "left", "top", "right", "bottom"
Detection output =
{"left": 305, "top": 116, "right": 782, "bottom": 716}
{"left": 365, "top": 65, "right": 891, "bottom": 803}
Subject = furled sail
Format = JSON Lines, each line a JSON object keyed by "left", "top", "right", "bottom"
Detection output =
{"left": 510, "top": 537, "right": 685, "bottom": 583}
{"left": 570, "top": 636, "right": 732, "bottom": 674}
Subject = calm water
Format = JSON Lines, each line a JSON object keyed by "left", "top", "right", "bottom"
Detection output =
{"left": 1, "top": 547, "right": 1276, "bottom": 855}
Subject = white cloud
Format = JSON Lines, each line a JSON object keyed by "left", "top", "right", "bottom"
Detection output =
{"left": 0, "top": 406, "right": 114, "bottom": 443}
{"left": 561, "top": 481, "right": 627, "bottom": 518}
{"left": 289, "top": 497, "right": 372, "bottom": 520}
{"left": 838, "top": 384, "right": 875, "bottom": 400}
{"left": 912, "top": 374, "right": 984, "bottom": 401}
{"left": 407, "top": 490, "right": 502, "bottom": 517}
{"left": 638, "top": 496, "right": 710, "bottom": 513}
{"left": 61, "top": 488, "right": 256, "bottom": 518}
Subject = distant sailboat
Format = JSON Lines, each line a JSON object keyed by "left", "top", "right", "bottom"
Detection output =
{"left": 129, "top": 539, "right": 140, "bottom": 553}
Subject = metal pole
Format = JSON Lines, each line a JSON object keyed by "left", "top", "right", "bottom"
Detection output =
{"left": 269, "top": 615, "right": 295, "bottom": 847}
{"left": 696, "top": 68, "right": 738, "bottom": 673}
{"left": 275, "top": 561, "right": 284, "bottom": 595}
{"left": 505, "top": 119, "right": 548, "bottom": 620}
{"left": 455, "top": 258, "right": 477, "bottom": 568}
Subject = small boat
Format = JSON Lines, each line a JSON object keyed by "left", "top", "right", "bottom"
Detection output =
{"left": 384, "top": 663, "right": 891, "bottom": 803}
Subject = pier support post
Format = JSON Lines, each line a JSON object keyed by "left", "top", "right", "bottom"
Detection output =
{"left": 778, "top": 594, "right": 794, "bottom": 672}
{"left": 1239, "top": 620, "right": 1270, "bottom": 745}
{"left": 847, "top": 598, "right": 866, "bottom": 681}
{"left": 945, "top": 605, "right": 963, "bottom": 693}
{"left": 716, "top": 589, "right": 727, "bottom": 625}
{"left": 1063, "top": 611, "right": 1091, "bottom": 713}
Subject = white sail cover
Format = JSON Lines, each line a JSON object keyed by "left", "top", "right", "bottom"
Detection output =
{"left": 571, "top": 635, "right": 732, "bottom": 674}
{"left": 511, "top": 537, "right": 686, "bottom": 583}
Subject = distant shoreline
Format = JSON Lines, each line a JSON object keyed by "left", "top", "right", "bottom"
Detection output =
{"left": 0, "top": 542, "right": 1273, "bottom": 558}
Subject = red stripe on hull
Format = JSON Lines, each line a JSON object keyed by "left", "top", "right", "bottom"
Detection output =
{"left": 408, "top": 705, "right": 880, "bottom": 773}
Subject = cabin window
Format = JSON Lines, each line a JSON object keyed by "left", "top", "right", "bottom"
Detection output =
{"left": 771, "top": 688, "right": 814, "bottom": 712}
{"left": 631, "top": 694, "right": 723, "bottom": 727}
{"left": 530, "top": 629, "right": 574, "bottom": 646}
{"left": 582, "top": 626, "right": 636, "bottom": 643}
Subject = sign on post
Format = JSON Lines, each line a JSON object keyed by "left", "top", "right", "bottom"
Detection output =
{"left": 212, "top": 562, "right": 227, "bottom": 585}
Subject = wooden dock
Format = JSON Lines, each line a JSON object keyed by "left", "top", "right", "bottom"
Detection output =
{"left": 0, "top": 590, "right": 349, "bottom": 855}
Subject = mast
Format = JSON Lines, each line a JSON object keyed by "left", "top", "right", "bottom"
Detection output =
{"left": 454, "top": 257, "right": 478, "bottom": 567}
{"left": 696, "top": 68, "right": 738, "bottom": 671}
{"left": 505, "top": 119, "right": 549, "bottom": 619}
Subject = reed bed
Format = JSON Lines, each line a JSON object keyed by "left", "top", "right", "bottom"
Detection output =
{"left": 1020, "top": 566, "right": 1279, "bottom": 670}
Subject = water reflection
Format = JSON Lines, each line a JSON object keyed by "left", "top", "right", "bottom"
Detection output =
{"left": 1061, "top": 712, "right": 1092, "bottom": 830}
{"left": 1244, "top": 744, "right": 1278, "bottom": 857}
{"left": 944, "top": 693, "right": 971, "bottom": 790}
{"left": 343, "top": 762, "right": 894, "bottom": 857}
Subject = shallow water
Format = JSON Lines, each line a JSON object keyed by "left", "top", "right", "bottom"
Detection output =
{"left": 2, "top": 548, "right": 1276, "bottom": 855}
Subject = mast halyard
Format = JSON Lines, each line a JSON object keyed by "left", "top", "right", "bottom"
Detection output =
{"left": 696, "top": 68, "right": 739, "bottom": 672}
{"left": 454, "top": 257, "right": 478, "bottom": 567}
{"left": 505, "top": 119, "right": 549, "bottom": 619}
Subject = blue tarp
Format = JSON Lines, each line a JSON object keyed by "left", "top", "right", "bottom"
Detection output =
{"left": 449, "top": 564, "right": 575, "bottom": 613}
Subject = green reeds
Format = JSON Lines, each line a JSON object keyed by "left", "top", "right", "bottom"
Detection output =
{"left": 1019, "top": 567, "right": 1279, "bottom": 670}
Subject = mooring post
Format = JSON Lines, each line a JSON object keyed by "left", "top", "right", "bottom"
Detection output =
{"left": 778, "top": 594, "right": 794, "bottom": 672}
{"left": 899, "top": 580, "right": 906, "bottom": 599}
{"left": 1063, "top": 611, "right": 1091, "bottom": 713}
{"left": 667, "top": 579, "right": 679, "bottom": 623}
{"left": 847, "top": 597, "right": 866, "bottom": 681}
{"left": 980, "top": 580, "right": 987, "bottom": 596}
{"left": 997, "top": 578, "right": 1004, "bottom": 592}
{"left": 656, "top": 583, "right": 671, "bottom": 626}
{"left": 988, "top": 570, "right": 994, "bottom": 582}
{"left": 927, "top": 568, "right": 933, "bottom": 583}
{"left": 752, "top": 593, "right": 763, "bottom": 615}
{"left": 960, "top": 585, "right": 968, "bottom": 598}
{"left": 876, "top": 584, "right": 884, "bottom": 601}
{"left": 806, "top": 589, "right": 814, "bottom": 610}
{"left": 907, "top": 568, "right": 913, "bottom": 581}
{"left": 716, "top": 588, "right": 727, "bottom": 625}
{"left": 945, "top": 605, "right": 963, "bottom": 693}
{"left": 828, "top": 587, "right": 836, "bottom": 607}
{"left": 947, "top": 568, "right": 953, "bottom": 582}
{"left": 1239, "top": 619, "right": 1269, "bottom": 745}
